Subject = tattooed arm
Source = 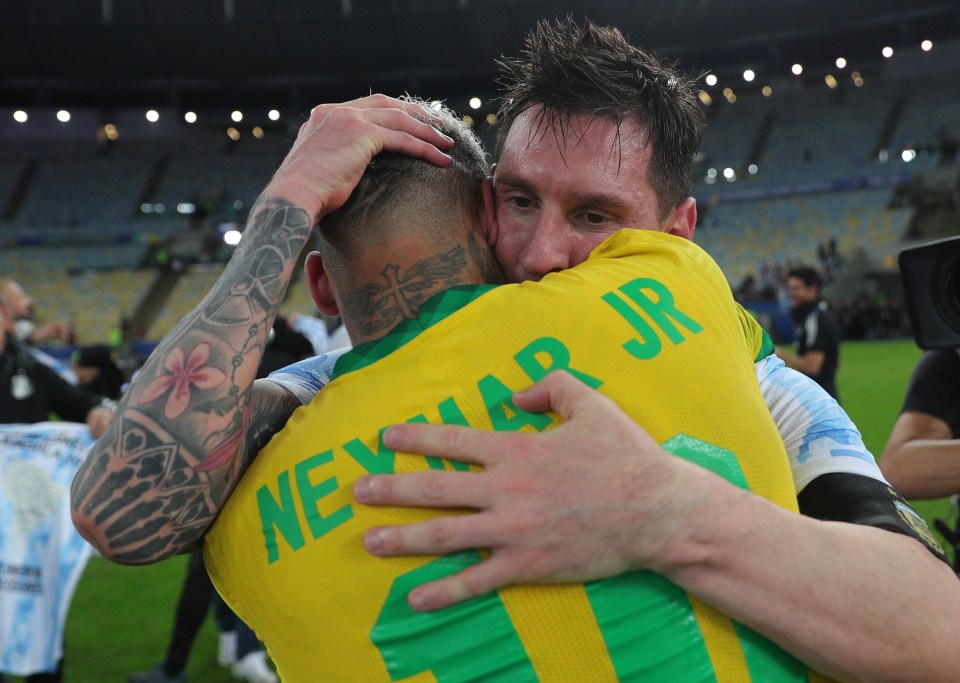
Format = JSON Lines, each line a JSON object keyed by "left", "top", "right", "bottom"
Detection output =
{"left": 70, "top": 95, "right": 454, "bottom": 564}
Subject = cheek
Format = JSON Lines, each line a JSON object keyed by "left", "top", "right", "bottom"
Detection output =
{"left": 493, "top": 239, "right": 524, "bottom": 283}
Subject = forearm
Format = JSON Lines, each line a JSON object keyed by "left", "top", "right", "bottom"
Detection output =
{"left": 881, "top": 439, "right": 960, "bottom": 499}
{"left": 665, "top": 475, "right": 960, "bottom": 682}
{"left": 70, "top": 195, "right": 313, "bottom": 564}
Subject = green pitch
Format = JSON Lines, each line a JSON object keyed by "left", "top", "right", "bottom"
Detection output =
{"left": 24, "top": 339, "right": 952, "bottom": 682}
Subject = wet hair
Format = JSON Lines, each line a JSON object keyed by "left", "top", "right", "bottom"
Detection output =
{"left": 787, "top": 265, "right": 823, "bottom": 289}
{"left": 495, "top": 17, "right": 705, "bottom": 219}
{"left": 318, "top": 97, "right": 489, "bottom": 259}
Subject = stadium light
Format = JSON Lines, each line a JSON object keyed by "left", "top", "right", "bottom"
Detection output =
{"left": 224, "top": 230, "right": 242, "bottom": 246}
{"left": 13, "top": 110, "right": 27, "bottom": 123}
{"left": 184, "top": 111, "right": 197, "bottom": 123}
{"left": 705, "top": 74, "right": 718, "bottom": 86}
{"left": 57, "top": 110, "right": 71, "bottom": 123}
{"left": 791, "top": 64, "right": 803, "bottom": 76}
{"left": 146, "top": 110, "right": 159, "bottom": 122}
{"left": 835, "top": 57, "right": 847, "bottom": 69}
{"left": 748, "top": 164, "right": 758, "bottom": 175}
{"left": 231, "top": 110, "right": 243, "bottom": 122}
{"left": 921, "top": 40, "right": 933, "bottom": 52}
{"left": 882, "top": 46, "right": 894, "bottom": 58}
{"left": 743, "top": 69, "right": 755, "bottom": 82}
{"left": 469, "top": 97, "right": 482, "bottom": 110}
{"left": 902, "top": 149, "right": 916, "bottom": 162}
{"left": 268, "top": 109, "right": 280, "bottom": 121}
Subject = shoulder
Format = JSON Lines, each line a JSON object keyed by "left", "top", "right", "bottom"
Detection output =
{"left": 755, "top": 355, "right": 882, "bottom": 492}
{"left": 261, "top": 348, "right": 352, "bottom": 405}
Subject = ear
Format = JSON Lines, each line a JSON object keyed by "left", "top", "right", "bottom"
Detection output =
{"left": 665, "top": 197, "right": 697, "bottom": 241}
{"left": 480, "top": 174, "right": 499, "bottom": 248}
{"left": 304, "top": 251, "right": 340, "bottom": 316}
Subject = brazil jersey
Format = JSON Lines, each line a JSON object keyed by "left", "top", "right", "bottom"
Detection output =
{"left": 205, "top": 230, "right": 822, "bottom": 682}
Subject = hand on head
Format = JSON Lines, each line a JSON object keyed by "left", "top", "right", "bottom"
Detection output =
{"left": 264, "top": 95, "right": 455, "bottom": 223}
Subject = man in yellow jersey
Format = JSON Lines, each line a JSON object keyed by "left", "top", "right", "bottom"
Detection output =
{"left": 203, "top": 100, "right": 812, "bottom": 682}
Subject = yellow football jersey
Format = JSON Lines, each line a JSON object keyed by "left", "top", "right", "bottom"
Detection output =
{"left": 205, "top": 230, "right": 817, "bottom": 682}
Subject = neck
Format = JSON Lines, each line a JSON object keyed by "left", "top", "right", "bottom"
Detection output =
{"left": 336, "top": 235, "right": 496, "bottom": 346}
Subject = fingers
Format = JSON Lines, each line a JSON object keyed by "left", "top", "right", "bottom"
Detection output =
{"left": 310, "top": 96, "right": 455, "bottom": 158}
{"left": 512, "top": 370, "right": 606, "bottom": 421}
{"left": 406, "top": 557, "right": 514, "bottom": 611}
{"left": 382, "top": 422, "right": 506, "bottom": 467}
{"left": 362, "top": 513, "right": 492, "bottom": 557}
{"left": 354, "top": 470, "right": 486, "bottom": 509}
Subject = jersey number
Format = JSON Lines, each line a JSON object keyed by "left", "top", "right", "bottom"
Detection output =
{"left": 370, "top": 435, "right": 808, "bottom": 682}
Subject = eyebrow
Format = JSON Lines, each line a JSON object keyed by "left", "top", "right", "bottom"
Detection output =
{"left": 495, "top": 171, "right": 635, "bottom": 214}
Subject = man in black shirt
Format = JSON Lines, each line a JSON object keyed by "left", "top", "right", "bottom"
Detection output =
{"left": 777, "top": 264, "right": 842, "bottom": 401}
{"left": 0, "top": 308, "right": 112, "bottom": 437}
{"left": 881, "top": 349, "right": 960, "bottom": 499}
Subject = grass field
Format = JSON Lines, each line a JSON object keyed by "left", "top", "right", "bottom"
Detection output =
{"left": 14, "top": 339, "right": 954, "bottom": 682}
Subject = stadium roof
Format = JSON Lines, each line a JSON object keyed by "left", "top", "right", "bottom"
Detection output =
{"left": 1, "top": 0, "right": 958, "bottom": 110}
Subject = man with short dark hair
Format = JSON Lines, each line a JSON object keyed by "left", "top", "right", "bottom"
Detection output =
{"left": 776, "top": 264, "right": 842, "bottom": 400}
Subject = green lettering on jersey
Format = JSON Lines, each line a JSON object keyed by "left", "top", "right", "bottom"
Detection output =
{"left": 477, "top": 374, "right": 553, "bottom": 433}
{"left": 257, "top": 470, "right": 305, "bottom": 564}
{"left": 404, "top": 406, "right": 472, "bottom": 472}
{"left": 294, "top": 451, "right": 353, "bottom": 541}
{"left": 513, "top": 336, "right": 603, "bottom": 389}
{"left": 602, "top": 290, "right": 662, "bottom": 360}
{"left": 602, "top": 278, "right": 703, "bottom": 360}
{"left": 343, "top": 428, "right": 395, "bottom": 474}
{"left": 618, "top": 278, "right": 703, "bottom": 344}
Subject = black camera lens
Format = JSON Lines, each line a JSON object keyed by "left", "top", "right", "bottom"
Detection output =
{"left": 934, "top": 252, "right": 960, "bottom": 334}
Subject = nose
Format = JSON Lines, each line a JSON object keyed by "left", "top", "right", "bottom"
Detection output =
{"left": 518, "top": 214, "right": 572, "bottom": 281}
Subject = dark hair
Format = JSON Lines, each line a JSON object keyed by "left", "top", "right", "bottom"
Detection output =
{"left": 787, "top": 265, "right": 823, "bottom": 289}
{"left": 319, "top": 98, "right": 489, "bottom": 257}
{"left": 495, "top": 17, "right": 704, "bottom": 219}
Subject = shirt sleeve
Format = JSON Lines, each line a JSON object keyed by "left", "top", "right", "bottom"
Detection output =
{"left": 756, "top": 354, "right": 885, "bottom": 494}
{"left": 900, "top": 350, "right": 960, "bottom": 435}
{"left": 42, "top": 363, "right": 104, "bottom": 423}
{"left": 263, "top": 348, "right": 352, "bottom": 405}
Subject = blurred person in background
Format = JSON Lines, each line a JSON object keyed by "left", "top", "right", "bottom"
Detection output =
{"left": 0, "top": 279, "right": 77, "bottom": 384}
{"left": 127, "top": 554, "right": 277, "bottom": 683}
{"left": 0, "top": 307, "right": 113, "bottom": 437}
{"left": 0, "top": 279, "right": 73, "bottom": 348}
{"left": 775, "top": 265, "right": 842, "bottom": 401}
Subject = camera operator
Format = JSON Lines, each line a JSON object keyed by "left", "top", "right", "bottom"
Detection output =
{"left": 881, "top": 349, "right": 960, "bottom": 499}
